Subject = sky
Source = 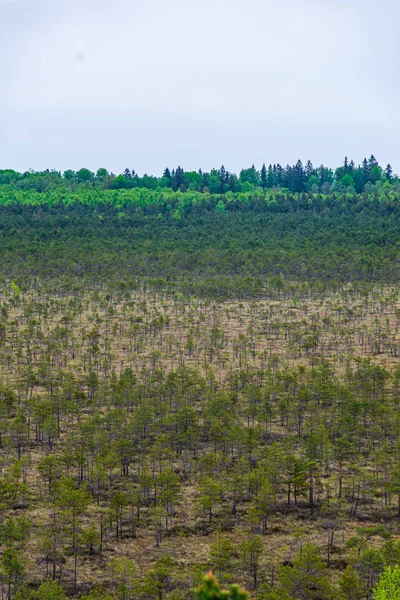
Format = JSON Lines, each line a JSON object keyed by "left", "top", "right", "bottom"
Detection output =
{"left": 1, "top": 0, "right": 400, "bottom": 175}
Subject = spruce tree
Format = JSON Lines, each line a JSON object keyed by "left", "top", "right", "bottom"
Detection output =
{"left": 385, "top": 164, "right": 393, "bottom": 181}
{"left": 261, "top": 163, "right": 267, "bottom": 189}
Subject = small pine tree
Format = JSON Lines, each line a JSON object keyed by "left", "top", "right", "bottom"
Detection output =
{"left": 34, "top": 579, "right": 65, "bottom": 599}
{"left": 279, "top": 541, "right": 332, "bottom": 599}
{"left": 209, "top": 531, "right": 234, "bottom": 582}
{"left": 195, "top": 572, "right": 248, "bottom": 600}
{"left": 239, "top": 535, "right": 264, "bottom": 588}
{"left": 339, "top": 565, "right": 365, "bottom": 600}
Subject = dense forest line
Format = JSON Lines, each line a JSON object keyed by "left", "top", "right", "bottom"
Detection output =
{"left": 0, "top": 155, "right": 396, "bottom": 195}
{"left": 0, "top": 181, "right": 400, "bottom": 297}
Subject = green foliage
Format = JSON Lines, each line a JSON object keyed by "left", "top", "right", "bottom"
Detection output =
{"left": 373, "top": 566, "right": 400, "bottom": 599}
{"left": 79, "top": 590, "right": 114, "bottom": 600}
{"left": 109, "top": 555, "right": 137, "bottom": 593}
{"left": 11, "top": 281, "right": 21, "bottom": 298}
{"left": 257, "top": 584, "right": 290, "bottom": 600}
{"left": 141, "top": 554, "right": 174, "bottom": 600}
{"left": 195, "top": 572, "right": 248, "bottom": 600}
{"left": 0, "top": 547, "right": 25, "bottom": 595}
{"left": 0, "top": 515, "right": 32, "bottom": 548}
{"left": 209, "top": 532, "right": 235, "bottom": 581}
{"left": 239, "top": 536, "right": 264, "bottom": 588}
{"left": 339, "top": 565, "right": 365, "bottom": 600}
{"left": 382, "top": 541, "right": 400, "bottom": 567}
{"left": 1, "top": 182, "right": 400, "bottom": 299}
{"left": 33, "top": 579, "right": 65, "bottom": 600}
{"left": 279, "top": 541, "right": 332, "bottom": 599}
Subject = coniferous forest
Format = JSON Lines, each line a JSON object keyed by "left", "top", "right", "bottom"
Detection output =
{"left": 1, "top": 157, "right": 400, "bottom": 599}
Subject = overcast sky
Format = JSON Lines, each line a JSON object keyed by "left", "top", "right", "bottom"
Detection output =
{"left": 1, "top": 0, "right": 400, "bottom": 174}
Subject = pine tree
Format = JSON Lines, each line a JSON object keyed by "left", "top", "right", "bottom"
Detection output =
{"left": 239, "top": 535, "right": 264, "bottom": 588}
{"left": 279, "top": 542, "right": 332, "bottom": 599}
{"left": 0, "top": 548, "right": 25, "bottom": 598}
{"left": 56, "top": 478, "right": 91, "bottom": 593}
{"left": 34, "top": 579, "right": 65, "bottom": 599}
{"left": 195, "top": 572, "right": 248, "bottom": 600}
{"left": 209, "top": 531, "right": 234, "bottom": 582}
{"left": 339, "top": 565, "right": 365, "bottom": 600}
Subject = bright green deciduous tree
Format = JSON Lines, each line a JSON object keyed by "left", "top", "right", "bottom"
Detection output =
{"left": 373, "top": 566, "right": 400, "bottom": 600}
{"left": 11, "top": 281, "right": 21, "bottom": 298}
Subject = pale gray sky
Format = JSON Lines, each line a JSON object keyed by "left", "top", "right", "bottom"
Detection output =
{"left": 1, "top": 0, "right": 400, "bottom": 174}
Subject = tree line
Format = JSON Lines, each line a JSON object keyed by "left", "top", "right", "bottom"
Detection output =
{"left": 0, "top": 155, "right": 396, "bottom": 194}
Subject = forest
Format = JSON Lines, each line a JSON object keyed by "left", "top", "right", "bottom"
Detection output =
{"left": 0, "top": 155, "right": 394, "bottom": 194}
{"left": 0, "top": 157, "right": 400, "bottom": 599}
